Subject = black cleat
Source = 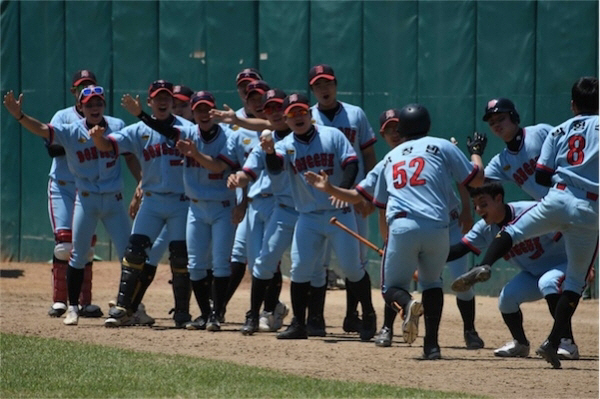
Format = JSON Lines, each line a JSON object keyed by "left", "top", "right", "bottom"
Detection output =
{"left": 360, "top": 312, "right": 377, "bottom": 341}
{"left": 464, "top": 329, "right": 485, "bottom": 349}
{"left": 423, "top": 344, "right": 441, "bottom": 360}
{"left": 277, "top": 318, "right": 308, "bottom": 340}
{"left": 306, "top": 315, "right": 326, "bottom": 337}
{"left": 451, "top": 265, "right": 491, "bottom": 292}
{"left": 342, "top": 311, "right": 362, "bottom": 333}
{"left": 240, "top": 311, "right": 259, "bottom": 336}
{"left": 536, "top": 340, "right": 562, "bottom": 369}
{"left": 79, "top": 304, "right": 104, "bottom": 318}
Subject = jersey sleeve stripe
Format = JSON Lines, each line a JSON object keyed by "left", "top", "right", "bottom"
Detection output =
{"left": 242, "top": 167, "right": 257, "bottom": 181}
{"left": 373, "top": 198, "right": 386, "bottom": 209}
{"left": 461, "top": 237, "right": 481, "bottom": 255}
{"left": 535, "top": 163, "right": 554, "bottom": 173}
{"left": 552, "top": 232, "right": 563, "bottom": 242}
{"left": 461, "top": 164, "right": 480, "bottom": 186}
{"left": 359, "top": 137, "right": 377, "bottom": 150}
{"left": 47, "top": 124, "right": 55, "bottom": 145}
{"left": 356, "top": 185, "right": 373, "bottom": 201}
{"left": 217, "top": 154, "right": 238, "bottom": 169}
{"left": 108, "top": 136, "right": 119, "bottom": 157}
{"left": 341, "top": 156, "right": 358, "bottom": 168}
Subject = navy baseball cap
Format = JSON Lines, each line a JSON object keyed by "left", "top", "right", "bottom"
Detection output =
{"left": 309, "top": 64, "right": 336, "bottom": 85}
{"left": 173, "top": 85, "right": 194, "bottom": 102}
{"left": 190, "top": 91, "right": 216, "bottom": 110}
{"left": 379, "top": 109, "right": 401, "bottom": 132}
{"left": 282, "top": 93, "right": 310, "bottom": 115}
{"left": 245, "top": 80, "right": 271, "bottom": 100}
{"left": 262, "top": 89, "right": 287, "bottom": 107}
{"left": 148, "top": 80, "right": 174, "bottom": 98}
{"left": 482, "top": 98, "right": 518, "bottom": 121}
{"left": 72, "top": 70, "right": 97, "bottom": 87}
{"left": 236, "top": 68, "right": 262, "bottom": 86}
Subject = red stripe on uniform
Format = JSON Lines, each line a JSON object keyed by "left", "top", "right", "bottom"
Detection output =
{"left": 360, "top": 137, "right": 377, "bottom": 150}
{"left": 461, "top": 165, "right": 479, "bottom": 186}
{"left": 461, "top": 237, "right": 481, "bottom": 255}
{"left": 356, "top": 185, "right": 373, "bottom": 202}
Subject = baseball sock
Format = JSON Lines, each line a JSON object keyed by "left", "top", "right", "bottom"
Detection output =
{"left": 206, "top": 268, "right": 214, "bottom": 302}
{"left": 263, "top": 270, "right": 282, "bottom": 313}
{"left": 501, "top": 310, "right": 528, "bottom": 345}
{"left": 212, "top": 276, "right": 230, "bottom": 318}
{"left": 130, "top": 263, "right": 157, "bottom": 312}
{"left": 290, "top": 281, "right": 311, "bottom": 326}
{"left": 224, "top": 261, "right": 246, "bottom": 306}
{"left": 422, "top": 288, "right": 443, "bottom": 349}
{"left": 545, "top": 292, "right": 575, "bottom": 341}
{"left": 250, "top": 276, "right": 270, "bottom": 317}
{"left": 456, "top": 298, "right": 476, "bottom": 331}
{"left": 344, "top": 278, "right": 359, "bottom": 317}
{"left": 191, "top": 276, "right": 212, "bottom": 317}
{"left": 547, "top": 290, "right": 580, "bottom": 347}
{"left": 66, "top": 266, "right": 84, "bottom": 307}
{"left": 308, "top": 284, "right": 326, "bottom": 322}
{"left": 383, "top": 303, "right": 397, "bottom": 329}
{"left": 480, "top": 231, "right": 512, "bottom": 267}
{"left": 347, "top": 272, "right": 375, "bottom": 314}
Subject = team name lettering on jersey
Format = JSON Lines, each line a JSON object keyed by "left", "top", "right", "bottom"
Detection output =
{"left": 143, "top": 143, "right": 184, "bottom": 161}
{"left": 76, "top": 146, "right": 115, "bottom": 165}
{"left": 292, "top": 153, "right": 335, "bottom": 173}
{"left": 512, "top": 157, "right": 539, "bottom": 185}
{"left": 503, "top": 237, "right": 544, "bottom": 260}
{"left": 338, "top": 127, "right": 357, "bottom": 144}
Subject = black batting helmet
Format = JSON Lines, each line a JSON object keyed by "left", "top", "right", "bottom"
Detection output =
{"left": 482, "top": 98, "right": 520, "bottom": 124}
{"left": 396, "top": 104, "right": 431, "bottom": 137}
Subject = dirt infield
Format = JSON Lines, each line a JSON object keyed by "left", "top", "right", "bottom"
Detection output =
{"left": 1, "top": 261, "right": 598, "bottom": 398}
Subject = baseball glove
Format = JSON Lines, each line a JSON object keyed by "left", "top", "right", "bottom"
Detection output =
{"left": 466, "top": 131, "right": 487, "bottom": 156}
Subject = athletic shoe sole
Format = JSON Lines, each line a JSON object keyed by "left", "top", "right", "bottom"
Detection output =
{"left": 451, "top": 265, "right": 491, "bottom": 292}
{"left": 402, "top": 301, "right": 423, "bottom": 344}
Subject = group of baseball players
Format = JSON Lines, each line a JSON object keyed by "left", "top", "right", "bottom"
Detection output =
{"left": 4, "top": 65, "right": 597, "bottom": 366}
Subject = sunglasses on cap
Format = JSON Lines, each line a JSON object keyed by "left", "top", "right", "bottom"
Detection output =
{"left": 263, "top": 103, "right": 283, "bottom": 115}
{"left": 78, "top": 86, "right": 104, "bottom": 102}
{"left": 285, "top": 108, "right": 309, "bottom": 118}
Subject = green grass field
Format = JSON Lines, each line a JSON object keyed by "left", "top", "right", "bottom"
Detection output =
{"left": 1, "top": 333, "right": 484, "bottom": 398}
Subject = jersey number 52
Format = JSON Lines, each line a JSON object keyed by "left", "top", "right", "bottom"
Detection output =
{"left": 393, "top": 157, "right": 426, "bottom": 189}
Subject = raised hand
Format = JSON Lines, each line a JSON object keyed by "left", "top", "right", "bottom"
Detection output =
{"left": 176, "top": 139, "right": 198, "bottom": 158}
{"left": 304, "top": 170, "right": 330, "bottom": 192}
{"left": 209, "top": 104, "right": 236, "bottom": 124}
{"left": 88, "top": 125, "right": 106, "bottom": 138}
{"left": 3, "top": 91, "right": 23, "bottom": 119}
{"left": 121, "top": 94, "right": 142, "bottom": 116}
{"left": 466, "top": 131, "right": 487, "bottom": 156}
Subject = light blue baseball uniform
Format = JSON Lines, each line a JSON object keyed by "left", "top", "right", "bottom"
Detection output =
{"left": 273, "top": 125, "right": 364, "bottom": 283}
{"left": 504, "top": 114, "right": 599, "bottom": 294}
{"left": 242, "top": 130, "right": 298, "bottom": 281}
{"left": 48, "top": 117, "right": 130, "bottom": 269}
{"left": 485, "top": 124, "right": 553, "bottom": 200}
{"left": 175, "top": 124, "right": 237, "bottom": 280}
{"left": 108, "top": 116, "right": 193, "bottom": 255}
{"left": 47, "top": 107, "right": 83, "bottom": 234}
{"left": 462, "top": 201, "right": 568, "bottom": 313}
{"left": 373, "top": 136, "right": 479, "bottom": 294}
{"left": 218, "top": 124, "right": 261, "bottom": 265}
{"left": 311, "top": 102, "right": 377, "bottom": 269}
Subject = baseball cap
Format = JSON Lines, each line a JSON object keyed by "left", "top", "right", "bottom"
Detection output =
{"left": 309, "top": 64, "right": 336, "bottom": 85}
{"left": 72, "top": 70, "right": 97, "bottom": 87}
{"left": 482, "top": 98, "right": 518, "bottom": 121}
{"left": 282, "top": 93, "right": 310, "bottom": 115}
{"left": 148, "top": 80, "right": 174, "bottom": 98}
{"left": 78, "top": 86, "right": 105, "bottom": 104}
{"left": 262, "top": 89, "right": 287, "bottom": 107}
{"left": 379, "top": 109, "right": 400, "bottom": 132}
{"left": 190, "top": 91, "right": 216, "bottom": 110}
{"left": 245, "top": 80, "right": 270, "bottom": 100}
{"left": 173, "top": 85, "right": 194, "bottom": 102}
{"left": 236, "top": 68, "right": 262, "bottom": 86}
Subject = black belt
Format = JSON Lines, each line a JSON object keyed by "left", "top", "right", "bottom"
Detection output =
{"left": 394, "top": 211, "right": 407, "bottom": 219}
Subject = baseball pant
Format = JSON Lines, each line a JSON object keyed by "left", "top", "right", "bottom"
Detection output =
{"left": 498, "top": 267, "right": 566, "bottom": 314}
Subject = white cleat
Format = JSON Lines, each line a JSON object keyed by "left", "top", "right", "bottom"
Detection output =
{"left": 63, "top": 306, "right": 79, "bottom": 326}
{"left": 273, "top": 302, "right": 290, "bottom": 331}
{"left": 494, "top": 340, "right": 530, "bottom": 357}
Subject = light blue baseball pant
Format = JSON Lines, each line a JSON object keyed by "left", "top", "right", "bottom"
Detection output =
{"left": 146, "top": 226, "right": 169, "bottom": 266}
{"left": 498, "top": 267, "right": 566, "bottom": 314}
{"left": 446, "top": 217, "right": 472, "bottom": 301}
{"left": 253, "top": 204, "right": 298, "bottom": 280}
{"left": 132, "top": 193, "right": 188, "bottom": 243}
{"left": 291, "top": 209, "right": 365, "bottom": 283}
{"left": 70, "top": 191, "right": 130, "bottom": 269}
{"left": 231, "top": 213, "right": 248, "bottom": 264}
{"left": 382, "top": 216, "right": 448, "bottom": 294}
{"left": 246, "top": 196, "right": 276, "bottom": 270}
{"left": 187, "top": 199, "right": 235, "bottom": 280}
{"left": 47, "top": 178, "right": 76, "bottom": 233}
{"left": 505, "top": 187, "right": 598, "bottom": 294}
{"left": 319, "top": 209, "right": 369, "bottom": 273}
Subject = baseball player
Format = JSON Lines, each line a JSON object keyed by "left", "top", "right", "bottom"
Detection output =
{"left": 4, "top": 87, "right": 132, "bottom": 326}
{"left": 480, "top": 98, "right": 553, "bottom": 200}
{"left": 90, "top": 80, "right": 195, "bottom": 329}
{"left": 308, "top": 64, "right": 377, "bottom": 336}
{"left": 371, "top": 104, "right": 484, "bottom": 359}
{"left": 453, "top": 77, "right": 598, "bottom": 369}
{"left": 172, "top": 85, "right": 194, "bottom": 122}
{"left": 172, "top": 91, "right": 237, "bottom": 331}
{"left": 448, "top": 182, "right": 579, "bottom": 359}
{"left": 45, "top": 70, "right": 103, "bottom": 319}
{"left": 227, "top": 88, "right": 294, "bottom": 335}
{"left": 263, "top": 93, "right": 377, "bottom": 340}
{"left": 305, "top": 109, "right": 479, "bottom": 348}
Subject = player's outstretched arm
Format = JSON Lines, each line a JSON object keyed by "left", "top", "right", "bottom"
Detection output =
{"left": 304, "top": 170, "right": 362, "bottom": 204}
{"left": 176, "top": 139, "right": 227, "bottom": 173}
{"left": 88, "top": 125, "right": 112, "bottom": 152}
{"left": 121, "top": 94, "right": 143, "bottom": 117}
{"left": 210, "top": 104, "right": 273, "bottom": 131}
{"left": 3, "top": 91, "right": 50, "bottom": 139}
{"left": 456, "top": 183, "right": 474, "bottom": 233}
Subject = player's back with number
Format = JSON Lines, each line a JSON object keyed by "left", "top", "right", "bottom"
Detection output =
{"left": 538, "top": 114, "right": 598, "bottom": 194}
{"left": 377, "top": 136, "right": 478, "bottom": 224}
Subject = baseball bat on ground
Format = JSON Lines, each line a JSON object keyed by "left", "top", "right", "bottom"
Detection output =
{"left": 329, "top": 217, "right": 384, "bottom": 256}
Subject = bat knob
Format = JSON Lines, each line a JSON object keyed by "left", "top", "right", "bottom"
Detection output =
{"left": 329, "top": 217, "right": 337, "bottom": 224}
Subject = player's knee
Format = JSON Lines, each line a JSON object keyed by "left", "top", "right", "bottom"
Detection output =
{"left": 54, "top": 242, "right": 73, "bottom": 261}
{"left": 124, "top": 234, "right": 152, "bottom": 267}
{"left": 497, "top": 289, "right": 520, "bottom": 314}
{"left": 169, "top": 240, "right": 188, "bottom": 271}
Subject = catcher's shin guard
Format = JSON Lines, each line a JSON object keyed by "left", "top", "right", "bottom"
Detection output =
{"left": 169, "top": 241, "right": 191, "bottom": 324}
{"left": 51, "top": 258, "right": 68, "bottom": 304}
{"left": 130, "top": 263, "right": 157, "bottom": 312}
